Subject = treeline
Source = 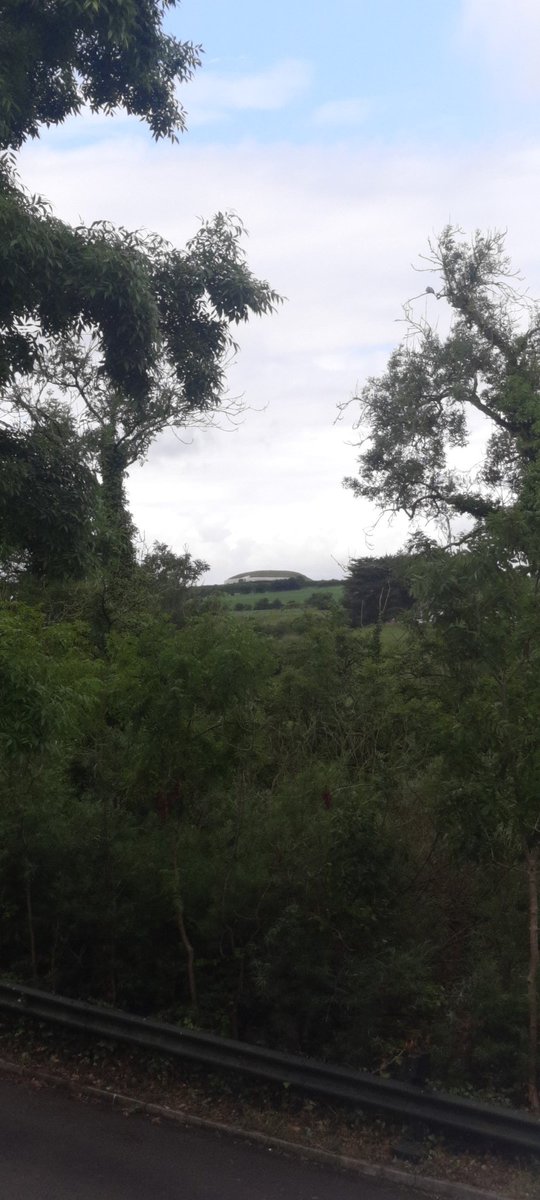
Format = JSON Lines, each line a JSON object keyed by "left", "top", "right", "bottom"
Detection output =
{"left": 202, "top": 577, "right": 342, "bottom": 597}
{"left": 0, "top": 557, "right": 534, "bottom": 1104}
{"left": 232, "top": 591, "right": 336, "bottom": 612}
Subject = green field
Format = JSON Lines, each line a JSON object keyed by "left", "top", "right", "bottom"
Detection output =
{"left": 353, "top": 620, "right": 410, "bottom": 649}
{"left": 220, "top": 583, "right": 344, "bottom": 609}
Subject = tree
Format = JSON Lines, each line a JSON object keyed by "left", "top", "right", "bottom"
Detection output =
{"left": 107, "top": 612, "right": 273, "bottom": 1010}
{"left": 345, "top": 227, "right": 540, "bottom": 550}
{"left": 1, "top": 204, "right": 278, "bottom": 552}
{"left": 139, "top": 542, "right": 209, "bottom": 624}
{"left": 0, "top": 5, "right": 278, "bottom": 398}
{"left": 0, "top": 401, "right": 97, "bottom": 579}
{"left": 0, "top": 3, "right": 279, "bottom": 578}
{"left": 0, "top": 603, "right": 101, "bottom": 980}
{"left": 345, "top": 227, "right": 540, "bottom": 1106}
{"left": 0, "top": 0, "right": 198, "bottom": 394}
{"left": 407, "top": 541, "right": 540, "bottom": 1107}
{"left": 343, "top": 555, "right": 414, "bottom": 627}
{"left": 0, "top": 0, "right": 200, "bottom": 150}
{"left": 0, "top": 160, "right": 279, "bottom": 405}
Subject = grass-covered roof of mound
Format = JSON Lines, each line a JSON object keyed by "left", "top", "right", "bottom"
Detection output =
{"left": 226, "top": 569, "right": 310, "bottom": 582}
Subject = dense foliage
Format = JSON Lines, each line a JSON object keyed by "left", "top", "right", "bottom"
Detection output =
{"left": 0, "top": 0, "right": 278, "bottom": 397}
{"left": 0, "top": 163, "right": 279, "bottom": 401}
{"left": 0, "top": 575, "right": 533, "bottom": 1104}
{"left": 0, "top": 405, "right": 97, "bottom": 578}
{"left": 0, "top": 0, "right": 200, "bottom": 150}
{"left": 346, "top": 228, "right": 540, "bottom": 1108}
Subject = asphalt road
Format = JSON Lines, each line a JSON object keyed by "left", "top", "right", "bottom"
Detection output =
{"left": 0, "top": 1074, "right": 425, "bottom": 1199}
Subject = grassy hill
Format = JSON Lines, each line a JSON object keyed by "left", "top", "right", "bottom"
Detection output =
{"left": 225, "top": 569, "right": 310, "bottom": 583}
{"left": 194, "top": 578, "right": 345, "bottom": 628}
{"left": 222, "top": 583, "right": 344, "bottom": 610}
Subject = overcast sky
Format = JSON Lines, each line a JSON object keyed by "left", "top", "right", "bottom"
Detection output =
{"left": 17, "top": 0, "right": 540, "bottom": 582}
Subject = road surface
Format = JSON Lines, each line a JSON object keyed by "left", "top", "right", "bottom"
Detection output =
{"left": 0, "top": 1073, "right": 426, "bottom": 1199}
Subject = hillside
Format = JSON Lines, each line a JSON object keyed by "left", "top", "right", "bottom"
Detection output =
{"left": 199, "top": 577, "right": 344, "bottom": 617}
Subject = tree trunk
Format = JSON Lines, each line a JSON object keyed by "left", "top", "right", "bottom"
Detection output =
{"left": 101, "top": 794, "right": 117, "bottom": 1005}
{"left": 525, "top": 845, "right": 539, "bottom": 1111}
{"left": 98, "top": 434, "right": 134, "bottom": 569}
{"left": 172, "top": 839, "right": 197, "bottom": 1010}
{"left": 176, "top": 905, "right": 197, "bottom": 1011}
{"left": 24, "top": 865, "right": 37, "bottom": 983}
{"left": 49, "top": 920, "right": 60, "bottom": 991}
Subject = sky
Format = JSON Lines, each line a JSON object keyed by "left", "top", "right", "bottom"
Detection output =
{"left": 16, "top": 0, "right": 540, "bottom": 582}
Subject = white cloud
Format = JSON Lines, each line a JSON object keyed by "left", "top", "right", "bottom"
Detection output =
{"left": 313, "top": 98, "right": 372, "bottom": 128}
{"left": 179, "top": 58, "right": 312, "bottom": 125}
{"left": 460, "top": 0, "right": 540, "bottom": 95}
{"left": 17, "top": 127, "right": 540, "bottom": 581}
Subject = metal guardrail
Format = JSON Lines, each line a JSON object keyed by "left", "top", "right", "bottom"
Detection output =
{"left": 0, "top": 980, "right": 539, "bottom": 1155}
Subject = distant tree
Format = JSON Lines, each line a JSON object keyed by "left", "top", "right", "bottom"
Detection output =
{"left": 306, "top": 591, "right": 333, "bottom": 610}
{"left": 344, "top": 556, "right": 413, "bottom": 626}
{"left": 278, "top": 577, "right": 303, "bottom": 592}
